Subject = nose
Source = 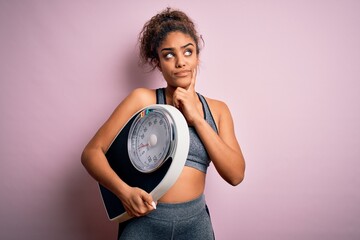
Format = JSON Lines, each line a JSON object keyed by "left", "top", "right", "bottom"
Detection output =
{"left": 175, "top": 55, "right": 186, "bottom": 68}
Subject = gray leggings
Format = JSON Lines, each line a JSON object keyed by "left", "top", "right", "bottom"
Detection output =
{"left": 118, "top": 195, "right": 215, "bottom": 240}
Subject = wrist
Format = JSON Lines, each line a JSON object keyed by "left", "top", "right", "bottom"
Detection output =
{"left": 114, "top": 180, "right": 131, "bottom": 201}
{"left": 191, "top": 115, "right": 207, "bottom": 128}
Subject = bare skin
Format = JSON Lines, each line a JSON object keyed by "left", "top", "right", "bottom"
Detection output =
{"left": 81, "top": 31, "right": 245, "bottom": 218}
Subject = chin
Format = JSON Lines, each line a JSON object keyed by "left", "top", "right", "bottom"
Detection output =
{"left": 173, "top": 83, "right": 190, "bottom": 90}
{"left": 175, "top": 78, "right": 191, "bottom": 88}
{"left": 165, "top": 76, "right": 191, "bottom": 89}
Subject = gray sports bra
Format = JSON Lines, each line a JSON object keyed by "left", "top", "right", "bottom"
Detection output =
{"left": 156, "top": 88, "right": 218, "bottom": 173}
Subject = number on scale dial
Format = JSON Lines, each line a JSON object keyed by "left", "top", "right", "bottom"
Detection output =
{"left": 128, "top": 109, "right": 174, "bottom": 173}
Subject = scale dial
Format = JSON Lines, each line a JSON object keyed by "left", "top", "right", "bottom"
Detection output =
{"left": 128, "top": 108, "right": 175, "bottom": 173}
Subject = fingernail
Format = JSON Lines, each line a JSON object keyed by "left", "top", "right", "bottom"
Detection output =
{"left": 151, "top": 201, "right": 156, "bottom": 209}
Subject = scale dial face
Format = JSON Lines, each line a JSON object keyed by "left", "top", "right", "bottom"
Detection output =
{"left": 128, "top": 108, "right": 174, "bottom": 173}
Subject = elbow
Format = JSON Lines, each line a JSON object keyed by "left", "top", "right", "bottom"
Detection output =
{"left": 231, "top": 157, "right": 246, "bottom": 186}
{"left": 219, "top": 159, "right": 246, "bottom": 186}
{"left": 228, "top": 161, "right": 246, "bottom": 186}
{"left": 81, "top": 148, "right": 90, "bottom": 167}
{"left": 228, "top": 173, "right": 244, "bottom": 186}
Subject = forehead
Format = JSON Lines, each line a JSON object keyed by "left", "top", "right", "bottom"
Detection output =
{"left": 159, "top": 31, "right": 195, "bottom": 49}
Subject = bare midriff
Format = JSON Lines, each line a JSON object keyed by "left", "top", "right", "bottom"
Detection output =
{"left": 158, "top": 166, "right": 206, "bottom": 203}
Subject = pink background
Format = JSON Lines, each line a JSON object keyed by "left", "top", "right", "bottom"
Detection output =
{"left": 1, "top": 1, "right": 359, "bottom": 239}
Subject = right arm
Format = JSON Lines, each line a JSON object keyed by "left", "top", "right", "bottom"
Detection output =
{"left": 81, "top": 88, "right": 156, "bottom": 217}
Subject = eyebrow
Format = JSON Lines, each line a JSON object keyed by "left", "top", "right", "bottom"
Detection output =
{"left": 160, "top": 43, "right": 194, "bottom": 52}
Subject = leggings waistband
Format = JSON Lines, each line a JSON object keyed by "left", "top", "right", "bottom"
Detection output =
{"left": 146, "top": 194, "right": 206, "bottom": 221}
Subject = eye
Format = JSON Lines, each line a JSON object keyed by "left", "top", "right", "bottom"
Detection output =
{"left": 164, "top": 52, "right": 174, "bottom": 59}
{"left": 184, "top": 49, "right": 192, "bottom": 56}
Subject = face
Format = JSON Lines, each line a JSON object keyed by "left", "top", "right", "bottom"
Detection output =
{"left": 157, "top": 31, "right": 199, "bottom": 89}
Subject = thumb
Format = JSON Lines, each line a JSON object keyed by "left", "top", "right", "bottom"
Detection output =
{"left": 141, "top": 192, "right": 156, "bottom": 209}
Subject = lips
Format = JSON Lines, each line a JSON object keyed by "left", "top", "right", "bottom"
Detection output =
{"left": 174, "top": 70, "right": 191, "bottom": 77}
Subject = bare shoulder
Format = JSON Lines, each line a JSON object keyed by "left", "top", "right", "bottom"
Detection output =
{"left": 86, "top": 88, "right": 157, "bottom": 152}
{"left": 203, "top": 96, "right": 232, "bottom": 126}
{"left": 110, "top": 87, "right": 157, "bottom": 123}
{"left": 204, "top": 96, "right": 228, "bottom": 110}
{"left": 127, "top": 87, "right": 156, "bottom": 105}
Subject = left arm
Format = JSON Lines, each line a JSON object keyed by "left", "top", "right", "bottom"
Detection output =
{"left": 173, "top": 70, "right": 245, "bottom": 186}
{"left": 192, "top": 100, "right": 245, "bottom": 186}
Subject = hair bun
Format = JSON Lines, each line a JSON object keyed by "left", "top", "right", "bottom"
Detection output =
{"left": 138, "top": 8, "right": 202, "bottom": 71}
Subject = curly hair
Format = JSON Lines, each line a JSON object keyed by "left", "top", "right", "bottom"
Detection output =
{"left": 138, "top": 8, "right": 202, "bottom": 70}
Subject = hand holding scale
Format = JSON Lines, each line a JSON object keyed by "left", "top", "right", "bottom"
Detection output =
{"left": 99, "top": 104, "right": 189, "bottom": 222}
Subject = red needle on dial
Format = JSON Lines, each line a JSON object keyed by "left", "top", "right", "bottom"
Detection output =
{"left": 138, "top": 143, "right": 149, "bottom": 149}
{"left": 137, "top": 134, "right": 157, "bottom": 149}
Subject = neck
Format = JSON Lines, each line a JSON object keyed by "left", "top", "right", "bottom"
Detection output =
{"left": 164, "top": 86, "right": 176, "bottom": 105}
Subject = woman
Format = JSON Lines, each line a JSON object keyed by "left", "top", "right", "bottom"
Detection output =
{"left": 81, "top": 8, "right": 245, "bottom": 239}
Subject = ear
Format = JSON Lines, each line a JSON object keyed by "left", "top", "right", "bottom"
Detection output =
{"left": 155, "top": 60, "right": 162, "bottom": 72}
{"left": 196, "top": 57, "right": 200, "bottom": 69}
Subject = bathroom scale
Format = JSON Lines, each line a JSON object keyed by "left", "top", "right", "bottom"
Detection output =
{"left": 99, "top": 104, "right": 190, "bottom": 222}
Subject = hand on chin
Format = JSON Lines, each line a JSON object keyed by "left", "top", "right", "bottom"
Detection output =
{"left": 171, "top": 77, "right": 191, "bottom": 89}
